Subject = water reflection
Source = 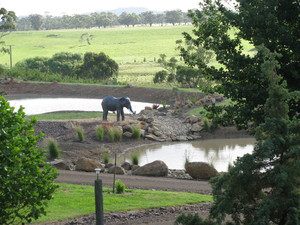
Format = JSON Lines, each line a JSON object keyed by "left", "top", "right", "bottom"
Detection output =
{"left": 8, "top": 98, "right": 156, "bottom": 115}
{"left": 118, "top": 138, "right": 255, "bottom": 172}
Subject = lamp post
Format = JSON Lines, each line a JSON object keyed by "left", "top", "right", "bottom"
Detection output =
{"left": 94, "top": 168, "right": 104, "bottom": 225}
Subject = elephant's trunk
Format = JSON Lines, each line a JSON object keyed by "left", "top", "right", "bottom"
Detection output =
{"left": 128, "top": 106, "right": 136, "bottom": 114}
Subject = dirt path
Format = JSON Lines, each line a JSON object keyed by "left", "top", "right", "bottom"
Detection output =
{"left": 56, "top": 170, "right": 212, "bottom": 194}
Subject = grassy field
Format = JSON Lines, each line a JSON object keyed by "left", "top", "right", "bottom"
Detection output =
{"left": 32, "top": 183, "right": 212, "bottom": 223}
{"left": 2, "top": 25, "right": 254, "bottom": 86}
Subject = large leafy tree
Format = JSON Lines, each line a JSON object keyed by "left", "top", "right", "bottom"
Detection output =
{"left": 205, "top": 48, "right": 300, "bottom": 225}
{"left": 181, "top": 0, "right": 300, "bottom": 129}
{"left": 77, "top": 52, "right": 119, "bottom": 80}
{"left": 0, "top": 7, "right": 16, "bottom": 52}
{"left": 0, "top": 97, "right": 58, "bottom": 224}
{"left": 28, "top": 14, "right": 44, "bottom": 30}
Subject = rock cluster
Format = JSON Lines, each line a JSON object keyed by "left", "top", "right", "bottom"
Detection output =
{"left": 51, "top": 157, "right": 217, "bottom": 180}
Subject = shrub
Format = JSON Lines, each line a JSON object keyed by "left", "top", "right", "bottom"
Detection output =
{"left": 131, "top": 126, "right": 141, "bottom": 139}
{"left": 102, "top": 153, "right": 110, "bottom": 164}
{"left": 75, "top": 126, "right": 85, "bottom": 142}
{"left": 202, "top": 118, "right": 212, "bottom": 132}
{"left": 175, "top": 213, "right": 216, "bottom": 225}
{"left": 46, "top": 138, "right": 61, "bottom": 159}
{"left": 113, "top": 128, "right": 123, "bottom": 142}
{"left": 115, "top": 179, "right": 126, "bottom": 194}
{"left": 106, "top": 127, "right": 115, "bottom": 142}
{"left": 0, "top": 96, "right": 58, "bottom": 224}
{"left": 96, "top": 126, "right": 105, "bottom": 141}
{"left": 131, "top": 154, "right": 139, "bottom": 165}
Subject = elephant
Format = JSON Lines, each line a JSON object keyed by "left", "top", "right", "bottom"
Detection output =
{"left": 101, "top": 96, "right": 135, "bottom": 121}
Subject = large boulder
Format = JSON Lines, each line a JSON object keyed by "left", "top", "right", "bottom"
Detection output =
{"left": 132, "top": 160, "right": 168, "bottom": 177}
{"left": 121, "top": 161, "right": 131, "bottom": 170}
{"left": 75, "top": 157, "right": 105, "bottom": 172}
{"left": 50, "top": 159, "right": 73, "bottom": 170}
{"left": 185, "top": 162, "right": 218, "bottom": 179}
{"left": 108, "top": 166, "right": 125, "bottom": 175}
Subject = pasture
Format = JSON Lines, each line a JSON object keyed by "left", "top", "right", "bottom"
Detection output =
{"left": 1, "top": 25, "right": 255, "bottom": 86}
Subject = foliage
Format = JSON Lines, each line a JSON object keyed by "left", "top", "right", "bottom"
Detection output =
{"left": 96, "top": 126, "right": 105, "bottom": 141}
{"left": 175, "top": 213, "right": 216, "bottom": 225}
{"left": 74, "top": 126, "right": 85, "bottom": 142}
{"left": 28, "top": 14, "right": 44, "bottom": 30}
{"left": 0, "top": 97, "right": 58, "bottom": 224}
{"left": 16, "top": 10, "right": 189, "bottom": 31}
{"left": 115, "top": 180, "right": 126, "bottom": 194}
{"left": 102, "top": 153, "right": 110, "bottom": 164}
{"left": 45, "top": 137, "right": 61, "bottom": 159}
{"left": 112, "top": 128, "right": 123, "bottom": 142}
{"left": 131, "top": 126, "right": 141, "bottom": 139}
{"left": 183, "top": 0, "right": 300, "bottom": 129}
{"left": 153, "top": 70, "right": 168, "bottom": 83}
{"left": 76, "top": 52, "right": 119, "bottom": 81}
{"left": 106, "top": 127, "right": 115, "bottom": 142}
{"left": 131, "top": 154, "right": 139, "bottom": 165}
{"left": 0, "top": 7, "right": 17, "bottom": 53}
{"left": 200, "top": 48, "right": 300, "bottom": 224}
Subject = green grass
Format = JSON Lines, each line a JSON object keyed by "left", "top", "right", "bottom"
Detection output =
{"left": 2, "top": 26, "right": 193, "bottom": 66}
{"left": 25, "top": 111, "right": 102, "bottom": 120}
{"left": 33, "top": 183, "right": 212, "bottom": 223}
{"left": 1, "top": 26, "right": 254, "bottom": 87}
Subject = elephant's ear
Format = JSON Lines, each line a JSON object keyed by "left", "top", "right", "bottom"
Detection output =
{"left": 120, "top": 97, "right": 127, "bottom": 104}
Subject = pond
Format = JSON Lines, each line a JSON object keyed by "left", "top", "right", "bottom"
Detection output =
{"left": 8, "top": 98, "right": 157, "bottom": 115}
{"left": 118, "top": 138, "right": 255, "bottom": 172}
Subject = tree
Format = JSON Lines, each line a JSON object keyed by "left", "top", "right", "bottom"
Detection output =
{"left": 28, "top": 14, "right": 44, "bottom": 30}
{"left": 118, "top": 12, "right": 140, "bottom": 27}
{"left": 0, "top": 7, "right": 17, "bottom": 53}
{"left": 165, "top": 10, "right": 184, "bottom": 25}
{"left": 77, "top": 52, "right": 118, "bottom": 80}
{"left": 0, "top": 96, "right": 58, "bottom": 224}
{"left": 140, "top": 11, "right": 155, "bottom": 26}
{"left": 205, "top": 47, "right": 300, "bottom": 225}
{"left": 182, "top": 0, "right": 300, "bottom": 129}
{"left": 47, "top": 52, "right": 82, "bottom": 77}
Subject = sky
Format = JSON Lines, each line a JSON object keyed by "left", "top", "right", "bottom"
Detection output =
{"left": 0, "top": 0, "right": 201, "bottom": 17}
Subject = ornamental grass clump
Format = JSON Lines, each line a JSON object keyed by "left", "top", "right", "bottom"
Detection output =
{"left": 106, "top": 127, "right": 115, "bottom": 142}
{"left": 75, "top": 126, "right": 85, "bottom": 142}
{"left": 115, "top": 179, "right": 126, "bottom": 194}
{"left": 131, "top": 126, "right": 141, "bottom": 139}
{"left": 113, "top": 128, "right": 123, "bottom": 142}
{"left": 131, "top": 154, "right": 139, "bottom": 165}
{"left": 46, "top": 137, "right": 61, "bottom": 159}
{"left": 102, "top": 153, "right": 110, "bottom": 164}
{"left": 96, "top": 126, "right": 105, "bottom": 141}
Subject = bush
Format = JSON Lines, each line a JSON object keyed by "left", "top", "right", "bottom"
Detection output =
{"left": 102, "top": 153, "right": 110, "bottom": 164}
{"left": 113, "top": 128, "right": 123, "bottom": 142}
{"left": 75, "top": 126, "right": 85, "bottom": 142}
{"left": 175, "top": 213, "right": 216, "bottom": 225}
{"left": 0, "top": 96, "right": 58, "bottom": 224}
{"left": 131, "top": 126, "right": 141, "bottom": 139}
{"left": 46, "top": 138, "right": 61, "bottom": 159}
{"left": 106, "top": 127, "right": 115, "bottom": 142}
{"left": 131, "top": 154, "right": 139, "bottom": 165}
{"left": 96, "top": 126, "right": 105, "bottom": 141}
{"left": 115, "top": 179, "right": 126, "bottom": 194}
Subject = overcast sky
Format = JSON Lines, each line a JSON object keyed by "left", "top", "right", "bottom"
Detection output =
{"left": 0, "top": 0, "right": 201, "bottom": 16}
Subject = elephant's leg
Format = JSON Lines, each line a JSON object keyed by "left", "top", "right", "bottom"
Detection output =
{"left": 121, "top": 109, "right": 125, "bottom": 121}
{"left": 103, "top": 110, "right": 108, "bottom": 121}
{"left": 116, "top": 110, "right": 121, "bottom": 121}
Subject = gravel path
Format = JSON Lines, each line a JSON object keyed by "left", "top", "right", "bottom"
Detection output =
{"left": 56, "top": 170, "right": 212, "bottom": 194}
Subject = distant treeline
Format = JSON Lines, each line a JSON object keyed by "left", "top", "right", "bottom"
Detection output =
{"left": 16, "top": 10, "right": 192, "bottom": 31}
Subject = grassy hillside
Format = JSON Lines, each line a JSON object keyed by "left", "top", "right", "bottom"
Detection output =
{"left": 1, "top": 25, "right": 254, "bottom": 86}
{"left": 2, "top": 26, "right": 193, "bottom": 64}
